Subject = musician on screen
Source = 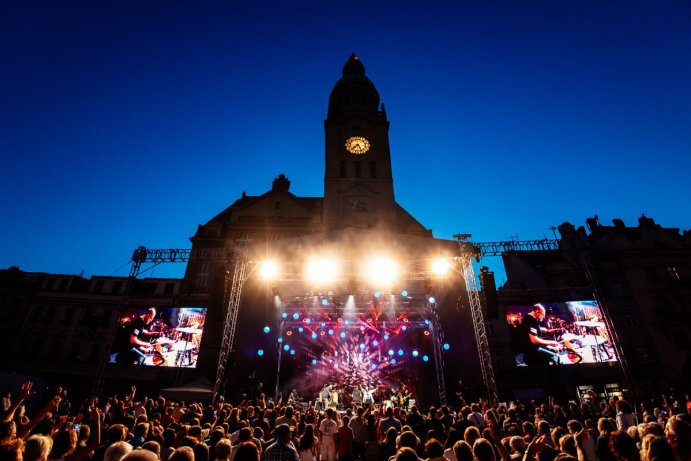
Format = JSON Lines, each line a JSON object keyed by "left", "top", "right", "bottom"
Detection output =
{"left": 521, "top": 304, "right": 560, "bottom": 366}
{"left": 114, "top": 307, "right": 158, "bottom": 365}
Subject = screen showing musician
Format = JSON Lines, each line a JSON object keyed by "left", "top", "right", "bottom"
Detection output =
{"left": 506, "top": 300, "right": 617, "bottom": 367}
{"left": 110, "top": 306, "right": 207, "bottom": 368}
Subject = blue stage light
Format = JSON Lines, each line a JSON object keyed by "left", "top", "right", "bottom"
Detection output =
{"left": 257, "top": 349, "right": 264, "bottom": 356}
{"left": 429, "top": 297, "right": 436, "bottom": 304}
{"left": 384, "top": 334, "right": 389, "bottom": 340}
{"left": 359, "top": 343, "right": 365, "bottom": 350}
{"left": 311, "top": 332, "right": 317, "bottom": 339}
{"left": 283, "top": 345, "right": 290, "bottom": 351}
{"left": 443, "top": 343, "right": 450, "bottom": 350}
{"left": 373, "top": 340, "right": 379, "bottom": 346}
{"left": 412, "top": 350, "right": 419, "bottom": 357}
{"left": 401, "top": 325, "right": 407, "bottom": 331}
{"left": 391, "top": 359, "right": 397, "bottom": 364}
{"left": 360, "top": 326, "right": 365, "bottom": 331}
{"left": 305, "top": 318, "right": 311, "bottom": 324}
{"left": 344, "top": 320, "right": 350, "bottom": 325}
{"left": 397, "top": 349, "right": 403, "bottom": 356}
{"left": 388, "top": 349, "right": 394, "bottom": 356}
{"left": 277, "top": 337, "right": 283, "bottom": 343}
{"left": 293, "top": 313, "right": 300, "bottom": 319}
{"left": 423, "top": 355, "right": 429, "bottom": 362}
{"left": 263, "top": 326, "right": 270, "bottom": 333}
{"left": 282, "top": 312, "right": 288, "bottom": 318}
{"left": 322, "top": 299, "right": 329, "bottom": 306}
{"left": 371, "top": 364, "right": 377, "bottom": 369}
{"left": 328, "top": 329, "right": 334, "bottom": 335}
{"left": 290, "top": 349, "right": 295, "bottom": 355}
{"left": 401, "top": 290, "right": 408, "bottom": 297}
{"left": 334, "top": 363, "right": 339, "bottom": 369}
{"left": 298, "top": 327, "right": 304, "bottom": 332}
{"left": 424, "top": 319, "right": 430, "bottom": 325}
{"left": 311, "top": 359, "right": 317, "bottom": 365}
{"left": 340, "top": 332, "right": 346, "bottom": 338}
{"left": 374, "top": 291, "right": 381, "bottom": 298}
{"left": 321, "top": 321, "right": 326, "bottom": 327}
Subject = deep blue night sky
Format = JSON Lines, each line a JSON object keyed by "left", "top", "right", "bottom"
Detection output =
{"left": 2, "top": 1, "right": 690, "bottom": 281}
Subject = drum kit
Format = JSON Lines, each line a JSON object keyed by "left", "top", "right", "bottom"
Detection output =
{"left": 549, "top": 319, "right": 612, "bottom": 365}
{"left": 142, "top": 326, "right": 203, "bottom": 367}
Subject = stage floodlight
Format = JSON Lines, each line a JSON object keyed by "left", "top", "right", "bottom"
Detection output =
{"left": 257, "top": 349, "right": 264, "bottom": 356}
{"left": 366, "top": 258, "right": 398, "bottom": 285}
{"left": 311, "top": 359, "right": 317, "bottom": 365}
{"left": 263, "top": 326, "right": 270, "bottom": 334}
{"left": 431, "top": 258, "right": 451, "bottom": 276}
{"left": 306, "top": 258, "right": 339, "bottom": 284}
{"left": 259, "top": 261, "right": 279, "bottom": 279}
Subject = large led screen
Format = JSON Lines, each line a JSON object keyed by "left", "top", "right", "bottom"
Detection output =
{"left": 505, "top": 301, "right": 617, "bottom": 367}
{"left": 110, "top": 307, "right": 207, "bottom": 368}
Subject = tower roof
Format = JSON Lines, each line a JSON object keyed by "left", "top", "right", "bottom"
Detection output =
{"left": 327, "top": 54, "right": 380, "bottom": 118}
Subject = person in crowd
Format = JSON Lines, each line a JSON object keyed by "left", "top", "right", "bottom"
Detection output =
{"left": 23, "top": 435, "right": 52, "bottom": 461}
{"left": 665, "top": 414, "right": 691, "bottom": 461}
{"left": 380, "top": 428, "right": 398, "bottom": 461}
{"left": 235, "top": 443, "right": 260, "bottom": 461}
{"left": 214, "top": 439, "right": 232, "bottom": 461}
{"left": 394, "top": 448, "right": 417, "bottom": 461}
{"left": 263, "top": 425, "right": 299, "bottom": 461}
{"left": 348, "top": 408, "right": 366, "bottom": 461}
{"left": 608, "top": 430, "right": 640, "bottom": 461}
{"left": 104, "top": 442, "right": 133, "bottom": 461}
{"left": 319, "top": 410, "right": 339, "bottom": 461}
{"left": 616, "top": 401, "right": 637, "bottom": 432}
{"left": 379, "top": 410, "right": 402, "bottom": 441}
{"left": 336, "top": 417, "right": 353, "bottom": 461}
{"left": 168, "top": 447, "right": 194, "bottom": 461}
{"left": 297, "top": 424, "right": 318, "bottom": 461}
{"left": 423, "top": 439, "right": 447, "bottom": 461}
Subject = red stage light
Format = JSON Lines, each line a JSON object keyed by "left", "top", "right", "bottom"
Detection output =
{"left": 337, "top": 318, "right": 343, "bottom": 323}
{"left": 403, "top": 318, "right": 409, "bottom": 322}
{"left": 286, "top": 330, "right": 293, "bottom": 336}
{"left": 424, "top": 331, "right": 430, "bottom": 336}
{"left": 320, "top": 331, "right": 326, "bottom": 336}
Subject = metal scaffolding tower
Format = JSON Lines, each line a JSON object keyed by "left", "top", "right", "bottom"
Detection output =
{"left": 455, "top": 234, "right": 498, "bottom": 403}
{"left": 428, "top": 300, "right": 448, "bottom": 405}
{"left": 213, "top": 248, "right": 248, "bottom": 402}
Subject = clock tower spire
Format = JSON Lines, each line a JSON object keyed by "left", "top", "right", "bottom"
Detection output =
{"left": 323, "top": 54, "right": 397, "bottom": 233}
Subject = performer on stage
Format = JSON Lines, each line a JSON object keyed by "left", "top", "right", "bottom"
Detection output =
{"left": 521, "top": 304, "right": 560, "bottom": 366}
{"left": 352, "top": 386, "right": 363, "bottom": 407}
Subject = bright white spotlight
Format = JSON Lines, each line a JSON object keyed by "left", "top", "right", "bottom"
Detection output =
{"left": 367, "top": 258, "right": 398, "bottom": 285}
{"left": 259, "top": 261, "right": 279, "bottom": 279}
{"left": 306, "top": 258, "right": 339, "bottom": 284}
{"left": 431, "top": 258, "right": 450, "bottom": 276}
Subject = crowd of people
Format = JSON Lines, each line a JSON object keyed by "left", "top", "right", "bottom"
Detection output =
{"left": 2, "top": 381, "right": 690, "bottom": 461}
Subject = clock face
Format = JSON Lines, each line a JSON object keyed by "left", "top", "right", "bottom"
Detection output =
{"left": 345, "top": 136, "right": 370, "bottom": 155}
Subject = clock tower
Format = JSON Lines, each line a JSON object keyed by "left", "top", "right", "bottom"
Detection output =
{"left": 323, "top": 54, "right": 399, "bottom": 233}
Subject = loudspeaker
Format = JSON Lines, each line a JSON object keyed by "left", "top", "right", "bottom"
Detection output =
{"left": 479, "top": 267, "right": 498, "bottom": 319}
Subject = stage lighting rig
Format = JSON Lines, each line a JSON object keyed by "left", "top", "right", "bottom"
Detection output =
{"left": 259, "top": 261, "right": 279, "bottom": 280}
{"left": 305, "top": 258, "right": 340, "bottom": 284}
{"left": 366, "top": 257, "right": 398, "bottom": 285}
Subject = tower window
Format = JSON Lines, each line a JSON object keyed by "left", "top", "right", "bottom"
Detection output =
{"left": 370, "top": 162, "right": 376, "bottom": 178}
{"left": 340, "top": 161, "right": 347, "bottom": 178}
{"left": 355, "top": 162, "right": 361, "bottom": 178}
